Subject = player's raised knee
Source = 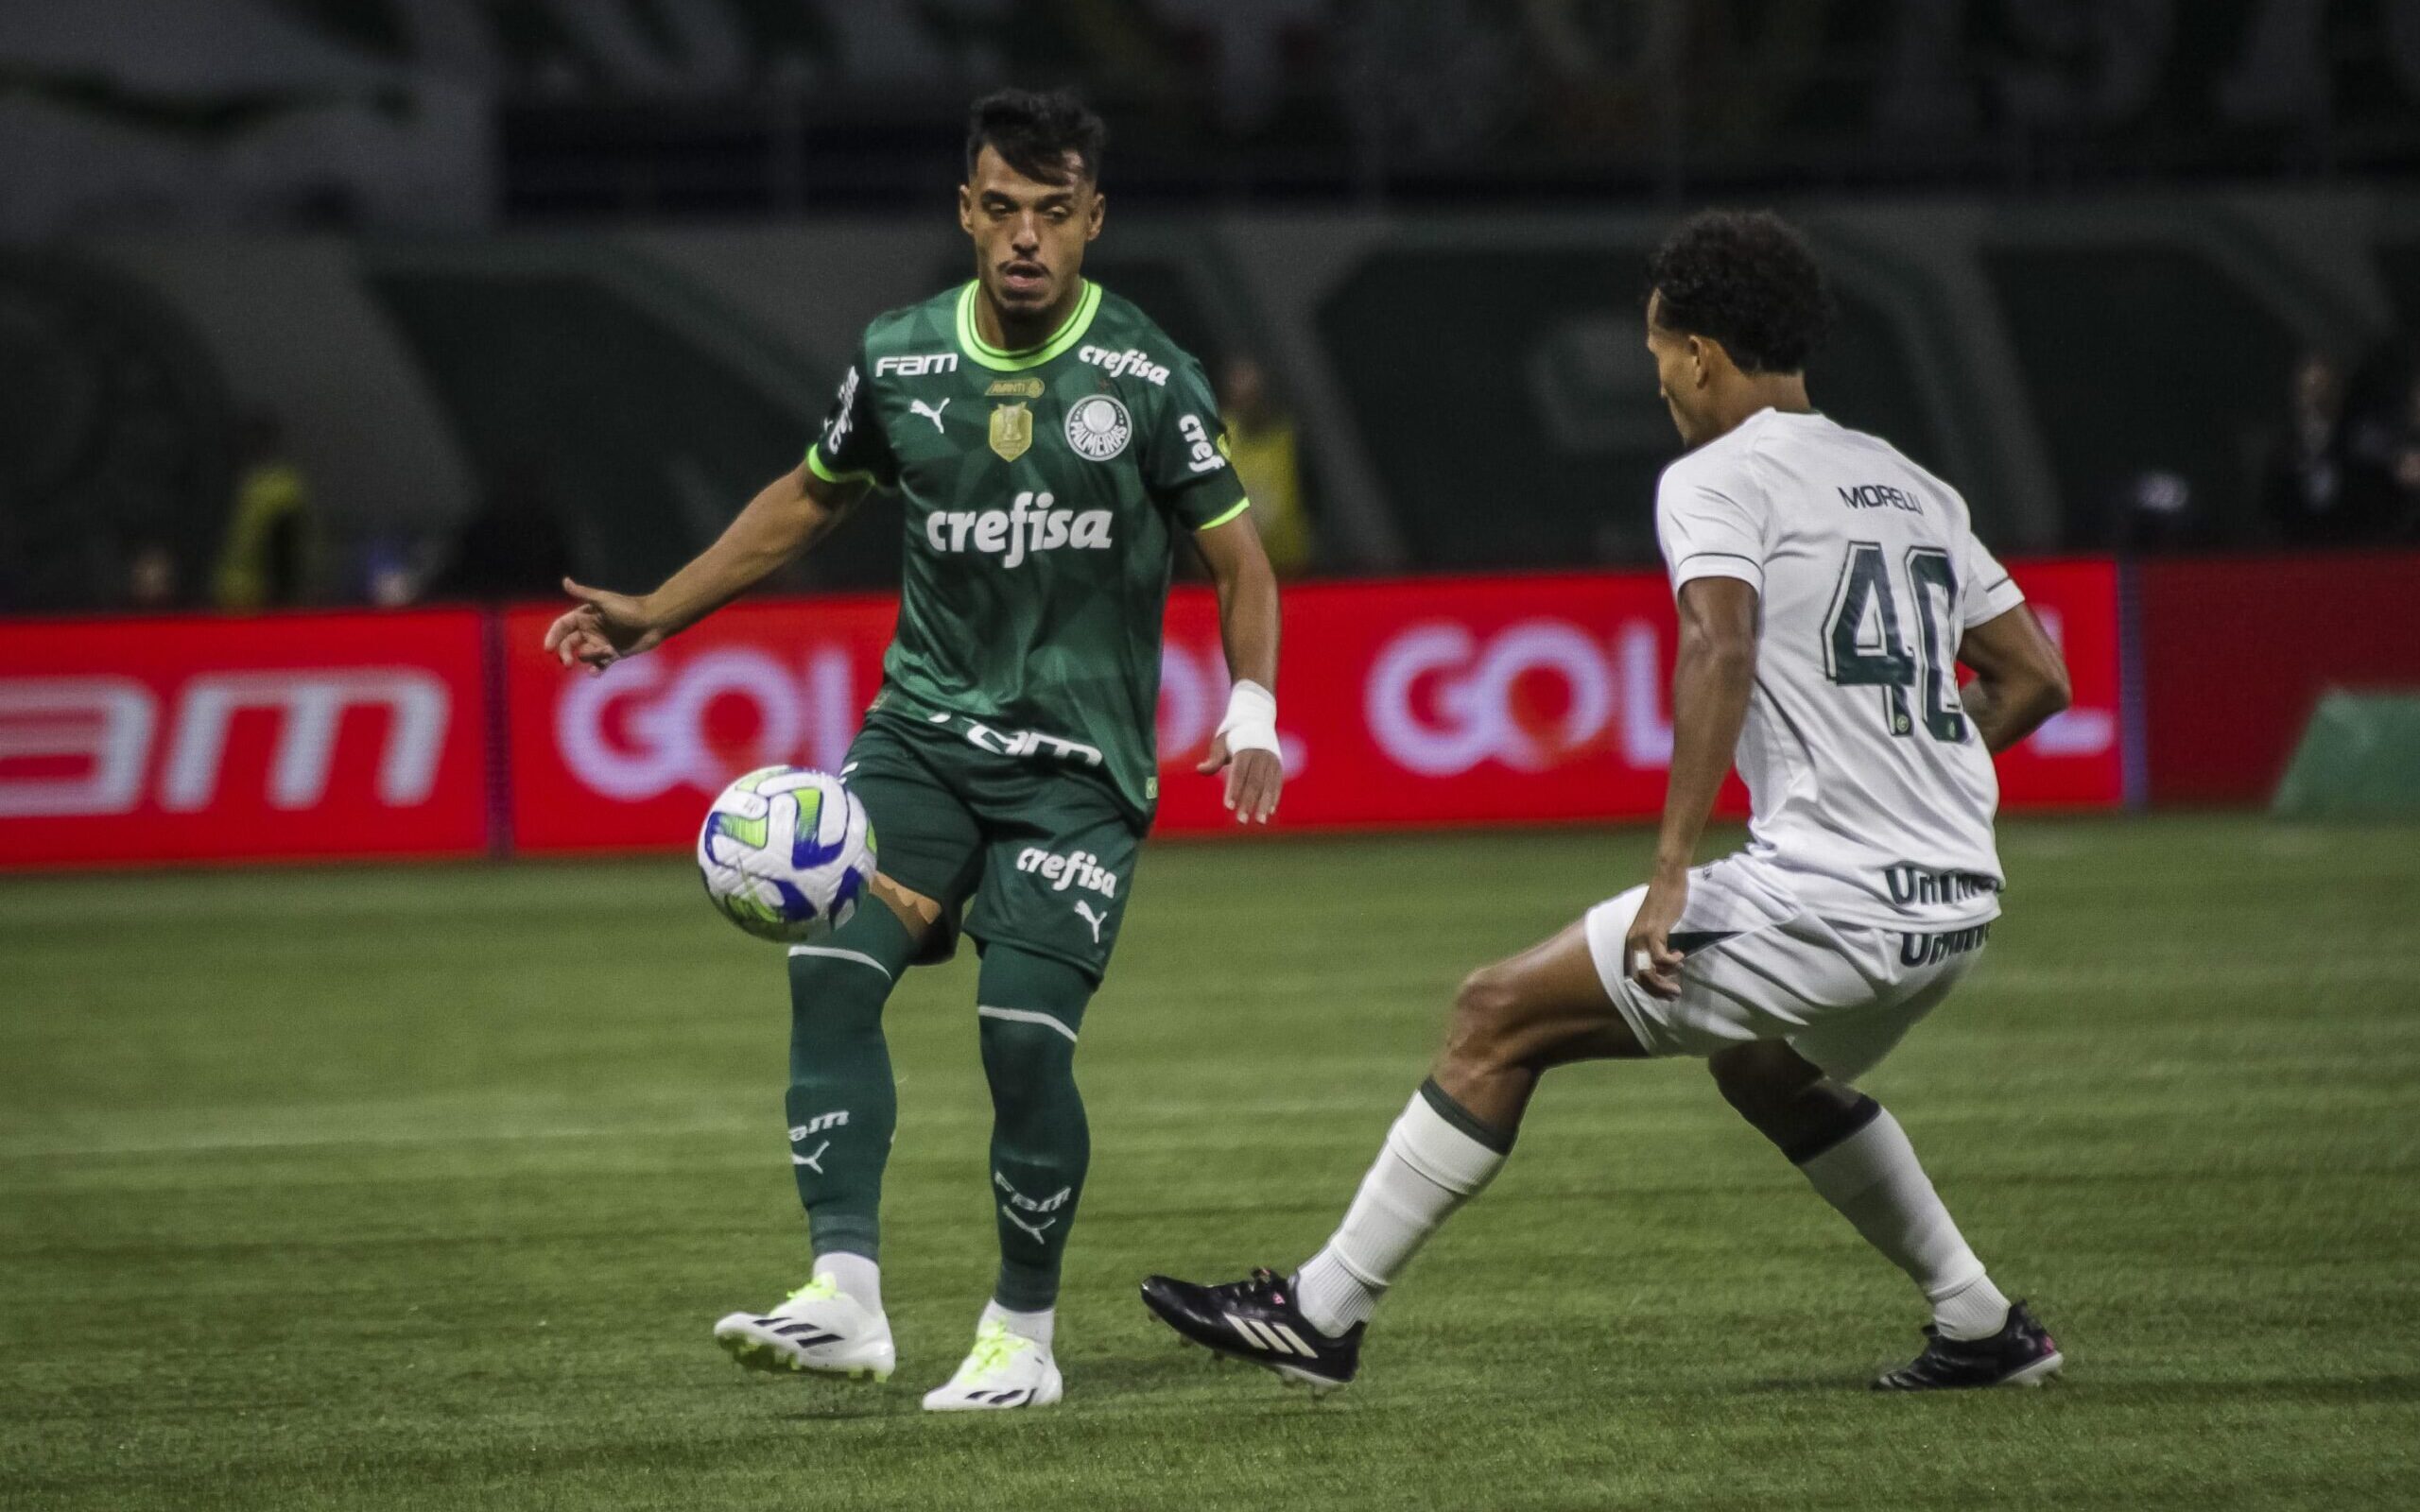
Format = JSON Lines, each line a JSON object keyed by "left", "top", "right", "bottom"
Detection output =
{"left": 1456, "top": 963, "right": 1526, "bottom": 1028}
{"left": 1440, "top": 964, "right": 1525, "bottom": 1068}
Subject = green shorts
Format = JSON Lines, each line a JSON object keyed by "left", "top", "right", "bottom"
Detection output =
{"left": 841, "top": 710, "right": 1144, "bottom": 983}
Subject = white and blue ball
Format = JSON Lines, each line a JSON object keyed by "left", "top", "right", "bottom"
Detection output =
{"left": 697, "top": 766, "right": 876, "bottom": 943}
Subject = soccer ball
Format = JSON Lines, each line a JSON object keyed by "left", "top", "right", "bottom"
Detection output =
{"left": 697, "top": 766, "right": 876, "bottom": 943}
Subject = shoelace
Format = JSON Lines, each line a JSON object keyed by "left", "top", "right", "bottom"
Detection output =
{"left": 785, "top": 1276, "right": 840, "bottom": 1307}
{"left": 1242, "top": 1267, "right": 1291, "bottom": 1307}
{"left": 963, "top": 1321, "right": 1032, "bottom": 1380}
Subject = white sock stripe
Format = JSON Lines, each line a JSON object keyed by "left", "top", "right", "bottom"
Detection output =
{"left": 786, "top": 945, "right": 893, "bottom": 980}
{"left": 976, "top": 1005, "right": 1079, "bottom": 1043}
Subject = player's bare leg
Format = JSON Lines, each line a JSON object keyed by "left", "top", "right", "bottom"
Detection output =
{"left": 1708, "top": 1041, "right": 2062, "bottom": 1389}
{"left": 1431, "top": 920, "right": 1651, "bottom": 1128}
{"left": 1140, "top": 921, "right": 1644, "bottom": 1389}
{"left": 713, "top": 872, "right": 937, "bottom": 1381}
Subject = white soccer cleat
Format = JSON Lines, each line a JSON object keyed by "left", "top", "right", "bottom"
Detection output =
{"left": 713, "top": 1276, "right": 895, "bottom": 1382}
{"left": 920, "top": 1318, "right": 1063, "bottom": 1411}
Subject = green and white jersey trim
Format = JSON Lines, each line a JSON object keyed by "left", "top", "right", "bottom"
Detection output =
{"left": 955, "top": 280, "right": 1103, "bottom": 371}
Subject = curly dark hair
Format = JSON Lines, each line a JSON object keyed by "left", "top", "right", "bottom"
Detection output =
{"left": 966, "top": 88, "right": 1106, "bottom": 186}
{"left": 1645, "top": 211, "right": 1833, "bottom": 374}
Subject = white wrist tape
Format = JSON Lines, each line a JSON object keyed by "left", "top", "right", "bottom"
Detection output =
{"left": 1216, "top": 679, "right": 1280, "bottom": 756}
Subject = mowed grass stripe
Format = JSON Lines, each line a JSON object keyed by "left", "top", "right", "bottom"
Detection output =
{"left": 3, "top": 816, "right": 2417, "bottom": 1511}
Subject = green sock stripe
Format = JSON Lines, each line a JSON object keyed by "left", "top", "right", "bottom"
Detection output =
{"left": 1418, "top": 1077, "right": 1515, "bottom": 1155}
{"left": 976, "top": 945, "right": 1095, "bottom": 1319}
{"left": 788, "top": 902, "right": 912, "bottom": 1268}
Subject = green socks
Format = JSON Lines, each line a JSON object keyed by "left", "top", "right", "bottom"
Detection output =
{"left": 975, "top": 946, "right": 1095, "bottom": 1312}
{"left": 786, "top": 902, "right": 917, "bottom": 1261}
{"left": 787, "top": 919, "right": 1095, "bottom": 1313}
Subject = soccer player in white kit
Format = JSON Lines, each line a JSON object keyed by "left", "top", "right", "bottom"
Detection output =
{"left": 1143, "top": 211, "right": 2077, "bottom": 1393}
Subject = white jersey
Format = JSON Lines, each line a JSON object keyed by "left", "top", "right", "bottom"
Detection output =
{"left": 1655, "top": 407, "right": 2027, "bottom": 931}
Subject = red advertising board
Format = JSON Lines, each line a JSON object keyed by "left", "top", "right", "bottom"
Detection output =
{"left": 503, "top": 560, "right": 2124, "bottom": 851}
{"left": 0, "top": 610, "right": 491, "bottom": 867}
{"left": 502, "top": 596, "right": 904, "bottom": 852}
{"left": 1984, "top": 558, "right": 2126, "bottom": 809}
{"left": 0, "top": 563, "right": 2121, "bottom": 869}
{"left": 2138, "top": 552, "right": 2420, "bottom": 803}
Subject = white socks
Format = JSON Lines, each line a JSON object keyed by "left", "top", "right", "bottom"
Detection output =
{"left": 1295, "top": 1087, "right": 1510, "bottom": 1337}
{"left": 814, "top": 1258, "right": 1055, "bottom": 1350}
{"left": 815, "top": 1251, "right": 883, "bottom": 1315}
{"left": 813, "top": 1257, "right": 1055, "bottom": 1349}
{"left": 1795, "top": 1106, "right": 2011, "bottom": 1340}
{"left": 981, "top": 1298, "right": 1055, "bottom": 1350}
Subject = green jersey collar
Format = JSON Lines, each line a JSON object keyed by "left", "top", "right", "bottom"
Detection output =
{"left": 955, "top": 279, "right": 1101, "bottom": 371}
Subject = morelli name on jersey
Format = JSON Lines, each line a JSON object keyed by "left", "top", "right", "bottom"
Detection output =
{"left": 1654, "top": 407, "right": 2029, "bottom": 930}
{"left": 804, "top": 281, "right": 1250, "bottom": 822}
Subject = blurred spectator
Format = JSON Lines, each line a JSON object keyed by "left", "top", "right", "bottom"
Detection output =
{"left": 1217, "top": 354, "right": 1316, "bottom": 576}
{"left": 429, "top": 459, "right": 571, "bottom": 602}
{"left": 2256, "top": 352, "right": 2347, "bottom": 541}
{"left": 126, "top": 541, "right": 180, "bottom": 610}
{"left": 210, "top": 413, "right": 314, "bottom": 610}
{"left": 2265, "top": 341, "right": 2420, "bottom": 545}
{"left": 2336, "top": 342, "right": 2420, "bottom": 541}
{"left": 358, "top": 537, "right": 424, "bottom": 609}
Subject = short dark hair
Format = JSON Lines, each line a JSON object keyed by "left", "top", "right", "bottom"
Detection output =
{"left": 965, "top": 88, "right": 1106, "bottom": 187}
{"left": 1646, "top": 211, "right": 1833, "bottom": 374}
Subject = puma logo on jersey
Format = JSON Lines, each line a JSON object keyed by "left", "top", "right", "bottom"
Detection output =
{"left": 925, "top": 490, "right": 1112, "bottom": 567}
{"left": 876, "top": 352, "right": 959, "bottom": 376}
{"left": 910, "top": 398, "right": 950, "bottom": 432}
{"left": 1015, "top": 847, "right": 1117, "bottom": 898}
{"left": 1074, "top": 900, "right": 1109, "bottom": 943}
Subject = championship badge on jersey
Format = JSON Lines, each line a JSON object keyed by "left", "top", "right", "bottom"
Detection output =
{"left": 989, "top": 402, "right": 1033, "bottom": 462}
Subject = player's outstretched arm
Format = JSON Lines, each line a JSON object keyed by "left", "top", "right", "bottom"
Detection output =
{"left": 1627, "top": 576, "right": 1759, "bottom": 1000}
{"left": 1190, "top": 513, "right": 1285, "bottom": 824}
{"left": 1956, "top": 604, "right": 2071, "bottom": 753}
{"left": 544, "top": 464, "right": 862, "bottom": 674}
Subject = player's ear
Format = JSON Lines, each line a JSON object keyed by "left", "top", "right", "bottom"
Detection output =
{"left": 957, "top": 181, "right": 977, "bottom": 236}
{"left": 1084, "top": 187, "right": 1104, "bottom": 241}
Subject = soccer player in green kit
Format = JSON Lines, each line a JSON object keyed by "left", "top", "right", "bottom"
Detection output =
{"left": 542, "top": 90, "right": 1284, "bottom": 1411}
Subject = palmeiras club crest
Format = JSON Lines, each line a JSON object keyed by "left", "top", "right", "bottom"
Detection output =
{"left": 1063, "top": 394, "right": 1132, "bottom": 461}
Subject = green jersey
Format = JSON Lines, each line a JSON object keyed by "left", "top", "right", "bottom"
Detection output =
{"left": 805, "top": 280, "right": 1250, "bottom": 823}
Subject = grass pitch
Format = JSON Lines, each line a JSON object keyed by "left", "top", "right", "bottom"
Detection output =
{"left": 4, "top": 816, "right": 2417, "bottom": 1511}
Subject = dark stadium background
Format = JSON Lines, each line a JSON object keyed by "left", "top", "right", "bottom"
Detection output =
{"left": 3, "top": 6, "right": 2416, "bottom": 1510}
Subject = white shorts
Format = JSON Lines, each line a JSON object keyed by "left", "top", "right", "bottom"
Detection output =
{"left": 1582, "top": 854, "right": 1991, "bottom": 1083}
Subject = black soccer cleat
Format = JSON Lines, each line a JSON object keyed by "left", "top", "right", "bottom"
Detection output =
{"left": 1873, "top": 1299, "right": 2065, "bottom": 1390}
{"left": 1140, "top": 1268, "right": 1363, "bottom": 1392}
